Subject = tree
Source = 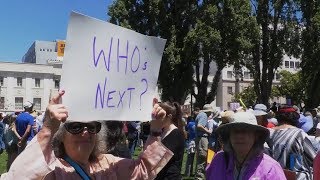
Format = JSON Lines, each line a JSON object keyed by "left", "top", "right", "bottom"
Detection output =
{"left": 299, "top": 0, "right": 320, "bottom": 108}
{"left": 234, "top": 85, "right": 257, "bottom": 107}
{"left": 108, "top": 0, "right": 197, "bottom": 104}
{"left": 246, "top": 0, "right": 301, "bottom": 105}
{"left": 184, "top": 0, "right": 255, "bottom": 108}
{"left": 275, "top": 70, "right": 305, "bottom": 105}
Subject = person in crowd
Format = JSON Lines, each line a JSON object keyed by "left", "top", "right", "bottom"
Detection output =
{"left": 314, "top": 151, "right": 320, "bottom": 180}
{"left": 206, "top": 112, "right": 286, "bottom": 179}
{"left": 304, "top": 111, "right": 316, "bottom": 135}
{"left": 127, "top": 121, "right": 140, "bottom": 156}
{"left": 184, "top": 115, "right": 196, "bottom": 177}
{"left": 155, "top": 101, "right": 185, "bottom": 180}
{"left": 140, "top": 121, "right": 150, "bottom": 147}
{"left": 266, "top": 110, "right": 278, "bottom": 128}
{"left": 0, "top": 113, "right": 6, "bottom": 154}
{"left": 267, "top": 106, "right": 318, "bottom": 179}
{"left": 104, "top": 121, "right": 131, "bottom": 159}
{"left": 15, "top": 101, "right": 35, "bottom": 153}
{"left": 270, "top": 102, "right": 278, "bottom": 113}
{"left": 253, "top": 104, "right": 268, "bottom": 127}
{"left": 207, "top": 109, "right": 220, "bottom": 150}
{"left": 1, "top": 90, "right": 173, "bottom": 179}
{"left": 195, "top": 104, "right": 213, "bottom": 180}
{"left": 213, "top": 110, "right": 234, "bottom": 153}
{"left": 3, "top": 114, "right": 20, "bottom": 170}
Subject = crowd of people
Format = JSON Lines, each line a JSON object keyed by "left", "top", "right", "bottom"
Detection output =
{"left": 1, "top": 94, "right": 320, "bottom": 179}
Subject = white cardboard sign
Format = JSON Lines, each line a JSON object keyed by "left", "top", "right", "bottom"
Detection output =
{"left": 60, "top": 12, "right": 166, "bottom": 121}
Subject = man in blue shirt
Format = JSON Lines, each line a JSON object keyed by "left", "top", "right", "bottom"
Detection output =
{"left": 195, "top": 104, "right": 215, "bottom": 180}
{"left": 15, "top": 101, "right": 35, "bottom": 153}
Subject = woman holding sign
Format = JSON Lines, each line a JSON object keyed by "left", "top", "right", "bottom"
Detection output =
{"left": 1, "top": 90, "right": 173, "bottom": 180}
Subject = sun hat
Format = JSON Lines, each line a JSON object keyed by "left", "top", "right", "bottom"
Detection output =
{"left": 200, "top": 104, "right": 214, "bottom": 113}
{"left": 23, "top": 101, "right": 34, "bottom": 109}
{"left": 220, "top": 111, "right": 235, "bottom": 124}
{"left": 253, "top": 104, "right": 268, "bottom": 116}
{"left": 216, "top": 112, "right": 270, "bottom": 142}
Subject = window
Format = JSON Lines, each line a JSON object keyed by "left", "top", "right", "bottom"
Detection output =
{"left": 50, "top": 49, "right": 52, "bottom": 52}
{"left": 0, "top": 77, "right": 3, "bottom": 86}
{"left": 275, "top": 73, "right": 281, "bottom": 80}
{"left": 227, "top": 86, "right": 233, "bottom": 94}
{"left": 17, "top": 77, "right": 22, "bottom": 87}
{"left": 33, "top": 98, "right": 41, "bottom": 110}
{"left": 54, "top": 80, "right": 60, "bottom": 89}
{"left": 35, "top": 78, "right": 40, "bottom": 87}
{"left": 285, "top": 61, "right": 289, "bottom": 68}
{"left": 290, "top": 61, "right": 294, "bottom": 68}
{"left": 0, "top": 97, "right": 4, "bottom": 110}
{"left": 227, "top": 71, "right": 233, "bottom": 78}
{"left": 295, "top": 62, "right": 300, "bottom": 69}
{"left": 244, "top": 72, "right": 250, "bottom": 79}
{"left": 15, "top": 97, "right": 23, "bottom": 110}
{"left": 40, "top": 49, "right": 42, "bottom": 51}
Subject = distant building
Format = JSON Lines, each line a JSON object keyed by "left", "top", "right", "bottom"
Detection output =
{"left": 189, "top": 54, "right": 301, "bottom": 110}
{"left": 0, "top": 61, "right": 61, "bottom": 112}
{"left": 22, "top": 40, "right": 65, "bottom": 65}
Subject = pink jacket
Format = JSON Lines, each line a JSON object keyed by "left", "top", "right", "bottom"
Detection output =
{"left": 1, "top": 136, "right": 173, "bottom": 180}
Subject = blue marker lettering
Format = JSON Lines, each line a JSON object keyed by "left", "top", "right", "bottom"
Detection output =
{"left": 127, "top": 87, "right": 135, "bottom": 108}
{"left": 92, "top": 36, "right": 113, "bottom": 71}
{"left": 95, "top": 77, "right": 107, "bottom": 109}
{"left": 117, "top": 90, "right": 126, "bottom": 108}
{"left": 106, "top": 90, "right": 116, "bottom": 108}
{"left": 130, "top": 46, "right": 140, "bottom": 73}
{"left": 117, "top": 39, "right": 129, "bottom": 74}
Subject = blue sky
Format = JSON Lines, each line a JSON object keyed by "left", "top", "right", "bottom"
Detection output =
{"left": 0, "top": 0, "right": 114, "bottom": 62}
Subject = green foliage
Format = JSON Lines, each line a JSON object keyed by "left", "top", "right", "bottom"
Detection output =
{"left": 108, "top": 0, "right": 196, "bottom": 104}
{"left": 274, "top": 70, "right": 305, "bottom": 104}
{"left": 299, "top": 0, "right": 320, "bottom": 108}
{"left": 246, "top": 0, "right": 301, "bottom": 105}
{"left": 184, "top": 0, "right": 255, "bottom": 108}
{"left": 234, "top": 85, "right": 257, "bottom": 107}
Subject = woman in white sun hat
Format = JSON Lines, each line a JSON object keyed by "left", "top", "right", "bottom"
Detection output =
{"left": 206, "top": 112, "right": 285, "bottom": 180}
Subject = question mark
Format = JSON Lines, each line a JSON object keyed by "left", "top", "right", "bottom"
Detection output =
{"left": 140, "top": 78, "right": 148, "bottom": 110}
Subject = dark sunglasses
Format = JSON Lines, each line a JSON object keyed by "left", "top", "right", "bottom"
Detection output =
{"left": 64, "top": 122, "right": 101, "bottom": 135}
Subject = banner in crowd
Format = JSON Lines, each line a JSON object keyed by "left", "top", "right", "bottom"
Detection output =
{"left": 60, "top": 12, "right": 166, "bottom": 121}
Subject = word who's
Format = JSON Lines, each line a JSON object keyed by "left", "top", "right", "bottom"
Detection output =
{"left": 92, "top": 36, "right": 148, "bottom": 74}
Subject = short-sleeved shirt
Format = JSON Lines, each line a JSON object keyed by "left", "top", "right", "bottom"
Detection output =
{"left": 15, "top": 112, "right": 34, "bottom": 142}
{"left": 187, "top": 121, "right": 196, "bottom": 141}
{"left": 195, "top": 112, "right": 208, "bottom": 137}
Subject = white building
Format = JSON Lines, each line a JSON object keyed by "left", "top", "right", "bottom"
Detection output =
{"left": 22, "top": 40, "right": 65, "bottom": 65}
{"left": 215, "top": 54, "right": 301, "bottom": 110}
{"left": 0, "top": 62, "right": 61, "bottom": 112}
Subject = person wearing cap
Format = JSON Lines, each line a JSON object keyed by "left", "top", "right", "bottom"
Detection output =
{"left": 2, "top": 91, "right": 174, "bottom": 179}
{"left": 253, "top": 104, "right": 269, "bottom": 127}
{"left": 195, "top": 104, "right": 214, "bottom": 180}
{"left": 267, "top": 106, "right": 318, "bottom": 180}
{"left": 206, "top": 112, "right": 285, "bottom": 180}
{"left": 15, "top": 101, "right": 35, "bottom": 153}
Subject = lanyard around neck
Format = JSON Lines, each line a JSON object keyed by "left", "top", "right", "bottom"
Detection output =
{"left": 64, "top": 155, "right": 91, "bottom": 180}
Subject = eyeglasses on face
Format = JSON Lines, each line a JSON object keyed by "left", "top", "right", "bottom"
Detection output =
{"left": 64, "top": 121, "right": 101, "bottom": 135}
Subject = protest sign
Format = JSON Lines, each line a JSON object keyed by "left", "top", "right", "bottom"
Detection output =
{"left": 60, "top": 12, "right": 166, "bottom": 121}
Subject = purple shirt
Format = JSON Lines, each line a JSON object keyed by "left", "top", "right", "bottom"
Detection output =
{"left": 206, "top": 151, "right": 286, "bottom": 180}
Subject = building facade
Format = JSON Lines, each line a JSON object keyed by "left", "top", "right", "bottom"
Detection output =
{"left": 22, "top": 40, "right": 65, "bottom": 65}
{"left": 0, "top": 62, "right": 61, "bottom": 112}
{"left": 215, "top": 54, "right": 301, "bottom": 110}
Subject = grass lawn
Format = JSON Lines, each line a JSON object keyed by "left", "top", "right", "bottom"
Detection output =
{"left": 0, "top": 152, "right": 7, "bottom": 174}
